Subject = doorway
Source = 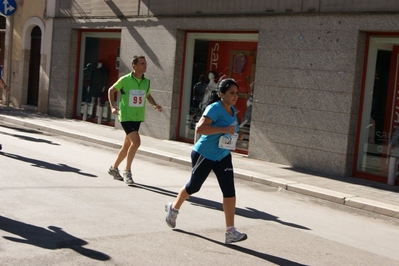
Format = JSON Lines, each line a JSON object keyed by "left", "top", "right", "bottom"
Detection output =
{"left": 355, "top": 35, "right": 399, "bottom": 185}
{"left": 179, "top": 32, "right": 259, "bottom": 153}
{"left": 27, "top": 26, "right": 41, "bottom": 106}
{"left": 76, "top": 31, "right": 121, "bottom": 125}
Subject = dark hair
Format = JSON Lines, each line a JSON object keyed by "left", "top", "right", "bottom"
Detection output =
{"left": 218, "top": 78, "right": 238, "bottom": 94}
{"left": 131, "top": 55, "right": 146, "bottom": 65}
{"left": 207, "top": 78, "right": 238, "bottom": 105}
{"left": 199, "top": 75, "right": 206, "bottom": 83}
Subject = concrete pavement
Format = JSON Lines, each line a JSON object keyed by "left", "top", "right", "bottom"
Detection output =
{"left": 1, "top": 105, "right": 399, "bottom": 219}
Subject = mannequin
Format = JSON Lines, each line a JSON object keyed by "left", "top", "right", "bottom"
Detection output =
{"left": 200, "top": 70, "right": 218, "bottom": 112}
{"left": 192, "top": 74, "right": 207, "bottom": 109}
{"left": 83, "top": 63, "right": 92, "bottom": 102}
{"left": 190, "top": 74, "right": 208, "bottom": 129}
{"left": 88, "top": 62, "right": 108, "bottom": 118}
{"left": 239, "top": 81, "right": 254, "bottom": 128}
{"left": 239, "top": 97, "right": 253, "bottom": 128}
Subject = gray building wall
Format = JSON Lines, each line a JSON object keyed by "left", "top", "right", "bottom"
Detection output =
{"left": 251, "top": 15, "right": 366, "bottom": 177}
{"left": 52, "top": 0, "right": 399, "bottom": 17}
{"left": 49, "top": 4, "right": 399, "bottom": 177}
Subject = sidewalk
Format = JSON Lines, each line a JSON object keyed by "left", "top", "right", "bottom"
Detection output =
{"left": 1, "top": 105, "right": 399, "bottom": 219}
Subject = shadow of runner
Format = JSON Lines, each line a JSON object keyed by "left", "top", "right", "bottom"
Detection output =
{"left": 0, "top": 131, "right": 60, "bottom": 145}
{"left": 173, "top": 229, "right": 307, "bottom": 266}
{"left": 0, "top": 216, "right": 110, "bottom": 261}
{"left": 0, "top": 124, "right": 46, "bottom": 134}
{"left": 1, "top": 151, "right": 97, "bottom": 177}
{"left": 132, "top": 183, "right": 309, "bottom": 230}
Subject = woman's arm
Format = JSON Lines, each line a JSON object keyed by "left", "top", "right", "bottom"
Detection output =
{"left": 195, "top": 116, "right": 235, "bottom": 135}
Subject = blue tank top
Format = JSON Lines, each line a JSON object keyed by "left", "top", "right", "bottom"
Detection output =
{"left": 193, "top": 101, "right": 239, "bottom": 161}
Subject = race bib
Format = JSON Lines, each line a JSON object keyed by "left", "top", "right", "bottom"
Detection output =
{"left": 218, "top": 133, "right": 238, "bottom": 150}
{"left": 129, "top": 90, "right": 145, "bottom": 107}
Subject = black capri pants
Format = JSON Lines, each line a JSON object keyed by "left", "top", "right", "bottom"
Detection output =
{"left": 185, "top": 150, "right": 236, "bottom": 198}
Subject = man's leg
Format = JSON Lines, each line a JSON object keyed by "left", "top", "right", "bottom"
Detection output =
{"left": 125, "top": 131, "right": 141, "bottom": 172}
{"left": 112, "top": 136, "right": 130, "bottom": 169}
{"left": 108, "top": 136, "right": 129, "bottom": 180}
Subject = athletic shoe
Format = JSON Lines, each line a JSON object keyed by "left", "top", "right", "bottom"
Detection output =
{"left": 108, "top": 166, "right": 123, "bottom": 181}
{"left": 165, "top": 202, "right": 179, "bottom": 228}
{"left": 123, "top": 170, "right": 134, "bottom": 184}
{"left": 225, "top": 228, "right": 247, "bottom": 244}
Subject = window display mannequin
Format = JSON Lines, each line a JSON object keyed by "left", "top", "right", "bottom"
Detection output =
{"left": 88, "top": 62, "right": 108, "bottom": 118}
{"left": 200, "top": 70, "right": 218, "bottom": 112}
{"left": 189, "top": 74, "right": 208, "bottom": 129}
{"left": 192, "top": 75, "right": 207, "bottom": 109}
{"left": 239, "top": 81, "right": 254, "bottom": 128}
{"left": 82, "top": 63, "right": 92, "bottom": 102}
{"left": 239, "top": 97, "right": 253, "bottom": 128}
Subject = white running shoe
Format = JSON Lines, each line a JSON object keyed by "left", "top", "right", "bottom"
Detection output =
{"left": 123, "top": 170, "right": 134, "bottom": 184}
{"left": 108, "top": 166, "right": 123, "bottom": 181}
{"left": 165, "top": 202, "right": 179, "bottom": 228}
{"left": 225, "top": 227, "right": 247, "bottom": 244}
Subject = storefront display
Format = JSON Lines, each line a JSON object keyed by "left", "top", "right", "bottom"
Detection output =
{"left": 179, "top": 32, "right": 258, "bottom": 153}
{"left": 75, "top": 30, "right": 121, "bottom": 125}
{"left": 355, "top": 34, "right": 399, "bottom": 184}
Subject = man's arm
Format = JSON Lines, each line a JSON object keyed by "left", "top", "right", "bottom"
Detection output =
{"left": 146, "top": 94, "right": 162, "bottom": 112}
{"left": 108, "top": 87, "right": 119, "bottom": 114}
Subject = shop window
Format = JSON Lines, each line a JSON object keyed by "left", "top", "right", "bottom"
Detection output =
{"left": 179, "top": 32, "right": 258, "bottom": 153}
{"left": 76, "top": 31, "right": 121, "bottom": 125}
{"left": 356, "top": 35, "right": 399, "bottom": 183}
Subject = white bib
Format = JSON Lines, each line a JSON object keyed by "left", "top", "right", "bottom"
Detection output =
{"left": 218, "top": 133, "right": 238, "bottom": 150}
{"left": 129, "top": 90, "right": 145, "bottom": 107}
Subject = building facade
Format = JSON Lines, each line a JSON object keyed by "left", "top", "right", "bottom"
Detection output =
{"left": 3, "top": 0, "right": 54, "bottom": 113}
{"left": 5, "top": 0, "right": 399, "bottom": 185}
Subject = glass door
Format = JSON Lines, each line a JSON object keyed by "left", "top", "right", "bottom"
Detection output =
{"left": 356, "top": 35, "right": 399, "bottom": 183}
{"left": 76, "top": 31, "right": 121, "bottom": 125}
{"left": 179, "top": 32, "right": 258, "bottom": 153}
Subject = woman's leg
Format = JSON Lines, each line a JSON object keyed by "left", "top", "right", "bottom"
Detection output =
{"left": 173, "top": 187, "right": 190, "bottom": 209}
{"left": 174, "top": 150, "right": 212, "bottom": 209}
{"left": 165, "top": 151, "right": 212, "bottom": 228}
{"left": 214, "top": 154, "right": 247, "bottom": 243}
{"left": 223, "top": 197, "right": 236, "bottom": 227}
{"left": 213, "top": 154, "right": 236, "bottom": 227}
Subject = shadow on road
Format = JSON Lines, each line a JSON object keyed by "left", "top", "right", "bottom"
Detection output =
{"left": 0, "top": 216, "right": 110, "bottom": 261}
{"left": 132, "top": 183, "right": 310, "bottom": 230}
{"left": 173, "top": 229, "right": 307, "bottom": 266}
{"left": 0, "top": 123, "right": 45, "bottom": 134}
{"left": 0, "top": 151, "right": 97, "bottom": 178}
{"left": 0, "top": 131, "right": 60, "bottom": 146}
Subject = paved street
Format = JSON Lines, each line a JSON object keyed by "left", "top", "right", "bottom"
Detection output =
{"left": 1, "top": 122, "right": 399, "bottom": 265}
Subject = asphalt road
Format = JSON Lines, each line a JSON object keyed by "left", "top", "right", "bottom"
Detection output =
{"left": 1, "top": 121, "right": 399, "bottom": 266}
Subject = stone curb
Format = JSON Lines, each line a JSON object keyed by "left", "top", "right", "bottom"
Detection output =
{"left": 345, "top": 197, "right": 399, "bottom": 218}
